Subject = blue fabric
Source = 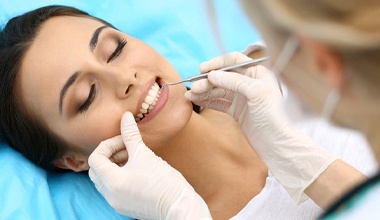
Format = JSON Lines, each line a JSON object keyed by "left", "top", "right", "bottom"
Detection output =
{"left": 0, "top": 1, "right": 260, "bottom": 219}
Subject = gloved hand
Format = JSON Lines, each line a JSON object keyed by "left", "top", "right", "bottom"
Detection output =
{"left": 88, "top": 112, "right": 212, "bottom": 220}
{"left": 185, "top": 52, "right": 338, "bottom": 203}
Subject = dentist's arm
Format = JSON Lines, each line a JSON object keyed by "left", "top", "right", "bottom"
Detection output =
{"left": 185, "top": 52, "right": 366, "bottom": 209}
{"left": 304, "top": 160, "right": 366, "bottom": 209}
{"left": 88, "top": 112, "right": 212, "bottom": 220}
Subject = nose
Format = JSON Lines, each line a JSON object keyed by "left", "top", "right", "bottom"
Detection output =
{"left": 106, "top": 67, "right": 137, "bottom": 99}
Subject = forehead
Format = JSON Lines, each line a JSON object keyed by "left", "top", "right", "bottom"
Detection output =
{"left": 21, "top": 15, "right": 106, "bottom": 77}
{"left": 18, "top": 16, "right": 105, "bottom": 118}
{"left": 27, "top": 15, "right": 104, "bottom": 62}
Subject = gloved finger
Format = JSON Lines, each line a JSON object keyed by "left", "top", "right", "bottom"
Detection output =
{"left": 88, "top": 135, "right": 124, "bottom": 168}
{"left": 207, "top": 70, "right": 262, "bottom": 101}
{"left": 190, "top": 78, "right": 213, "bottom": 94}
{"left": 194, "top": 98, "right": 232, "bottom": 112}
{"left": 185, "top": 88, "right": 232, "bottom": 108}
{"left": 109, "top": 149, "right": 129, "bottom": 166}
{"left": 120, "top": 112, "right": 149, "bottom": 159}
{"left": 246, "top": 65, "right": 284, "bottom": 96}
{"left": 199, "top": 52, "right": 251, "bottom": 73}
{"left": 245, "top": 65, "right": 279, "bottom": 85}
{"left": 88, "top": 135, "right": 124, "bottom": 179}
{"left": 185, "top": 87, "right": 233, "bottom": 102}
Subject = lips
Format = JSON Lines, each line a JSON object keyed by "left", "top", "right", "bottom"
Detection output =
{"left": 134, "top": 78, "right": 168, "bottom": 123}
{"left": 134, "top": 81, "right": 161, "bottom": 122}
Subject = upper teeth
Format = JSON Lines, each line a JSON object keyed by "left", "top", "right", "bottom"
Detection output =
{"left": 135, "top": 82, "right": 161, "bottom": 121}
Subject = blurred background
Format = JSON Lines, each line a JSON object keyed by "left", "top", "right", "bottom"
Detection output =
{"left": 0, "top": 0, "right": 261, "bottom": 80}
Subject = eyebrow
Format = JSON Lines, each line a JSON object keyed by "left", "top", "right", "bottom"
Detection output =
{"left": 90, "top": 25, "right": 109, "bottom": 51}
{"left": 59, "top": 72, "right": 79, "bottom": 115}
{"left": 59, "top": 25, "right": 109, "bottom": 115}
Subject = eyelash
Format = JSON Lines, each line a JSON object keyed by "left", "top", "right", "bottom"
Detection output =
{"left": 107, "top": 38, "right": 127, "bottom": 63}
{"left": 78, "top": 38, "right": 127, "bottom": 114}
{"left": 79, "top": 84, "right": 96, "bottom": 114}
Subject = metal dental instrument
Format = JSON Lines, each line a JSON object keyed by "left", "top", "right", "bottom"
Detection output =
{"left": 160, "top": 56, "right": 268, "bottom": 91}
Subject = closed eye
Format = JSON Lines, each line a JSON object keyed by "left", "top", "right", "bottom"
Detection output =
{"left": 79, "top": 84, "right": 96, "bottom": 113}
{"left": 107, "top": 38, "right": 127, "bottom": 63}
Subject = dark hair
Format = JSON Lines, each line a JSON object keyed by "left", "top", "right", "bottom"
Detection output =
{"left": 0, "top": 5, "right": 114, "bottom": 171}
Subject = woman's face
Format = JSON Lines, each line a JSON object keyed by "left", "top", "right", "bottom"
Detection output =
{"left": 19, "top": 16, "right": 193, "bottom": 162}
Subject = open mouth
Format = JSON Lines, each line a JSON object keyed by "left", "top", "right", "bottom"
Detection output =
{"left": 134, "top": 78, "right": 162, "bottom": 122}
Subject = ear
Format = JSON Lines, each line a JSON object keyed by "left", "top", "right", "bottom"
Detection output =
{"left": 53, "top": 153, "right": 89, "bottom": 172}
{"left": 297, "top": 35, "right": 344, "bottom": 89}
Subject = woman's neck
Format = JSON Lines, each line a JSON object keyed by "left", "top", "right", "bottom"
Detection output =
{"left": 154, "top": 109, "right": 268, "bottom": 219}
{"left": 155, "top": 109, "right": 259, "bottom": 168}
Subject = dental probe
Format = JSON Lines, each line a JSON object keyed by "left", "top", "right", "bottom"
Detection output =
{"left": 160, "top": 56, "right": 268, "bottom": 90}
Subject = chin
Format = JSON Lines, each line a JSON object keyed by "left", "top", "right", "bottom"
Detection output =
{"left": 138, "top": 94, "right": 193, "bottom": 150}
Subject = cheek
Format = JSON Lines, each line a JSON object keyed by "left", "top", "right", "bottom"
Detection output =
{"left": 66, "top": 108, "right": 124, "bottom": 156}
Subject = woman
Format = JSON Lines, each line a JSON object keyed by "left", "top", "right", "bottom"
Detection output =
{"left": 185, "top": 0, "right": 380, "bottom": 219}
{"left": 0, "top": 5, "right": 326, "bottom": 220}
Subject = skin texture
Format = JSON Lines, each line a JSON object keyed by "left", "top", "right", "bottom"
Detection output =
{"left": 18, "top": 16, "right": 268, "bottom": 219}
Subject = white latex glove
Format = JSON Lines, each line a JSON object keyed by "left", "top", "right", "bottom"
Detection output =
{"left": 88, "top": 112, "right": 212, "bottom": 220}
{"left": 185, "top": 52, "right": 338, "bottom": 203}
